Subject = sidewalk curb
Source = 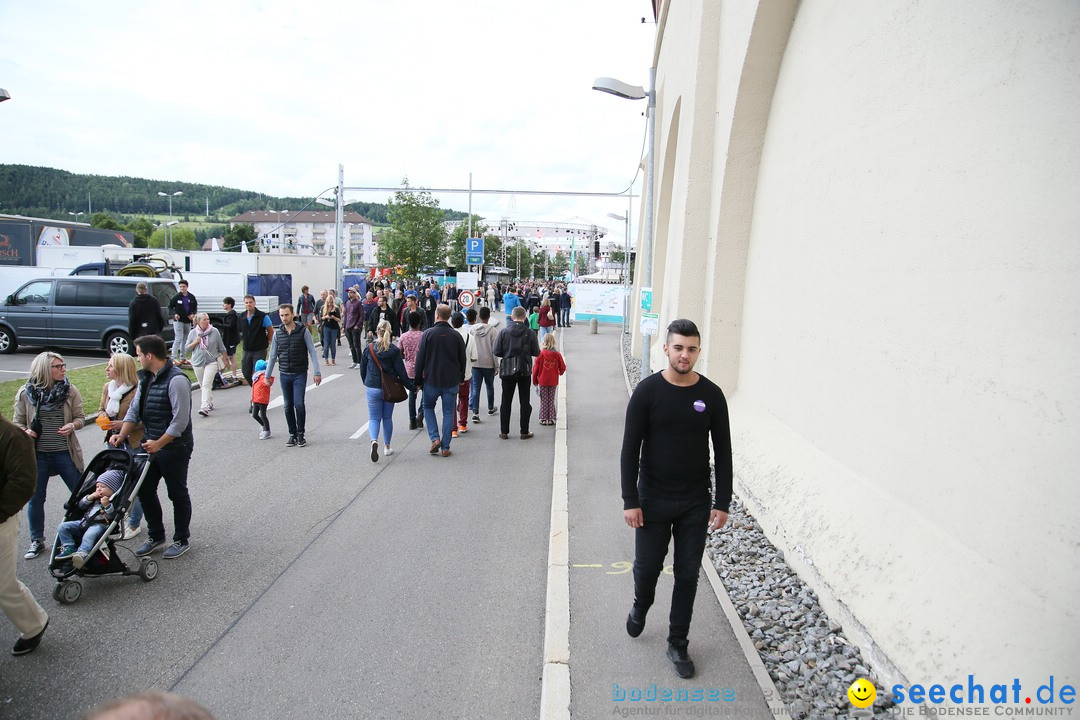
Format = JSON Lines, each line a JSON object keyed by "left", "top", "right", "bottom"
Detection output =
{"left": 540, "top": 376, "right": 571, "bottom": 720}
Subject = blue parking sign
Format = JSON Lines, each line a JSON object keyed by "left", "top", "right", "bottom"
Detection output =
{"left": 466, "top": 237, "right": 484, "bottom": 265}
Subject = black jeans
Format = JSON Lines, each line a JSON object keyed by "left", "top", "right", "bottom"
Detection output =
{"left": 500, "top": 374, "right": 532, "bottom": 434}
{"left": 633, "top": 495, "right": 711, "bottom": 647}
{"left": 241, "top": 348, "right": 267, "bottom": 385}
{"left": 346, "top": 327, "right": 364, "bottom": 364}
{"left": 138, "top": 441, "right": 193, "bottom": 544}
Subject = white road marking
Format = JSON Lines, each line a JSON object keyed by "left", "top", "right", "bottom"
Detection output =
{"left": 266, "top": 373, "right": 344, "bottom": 409}
{"left": 349, "top": 422, "right": 370, "bottom": 440}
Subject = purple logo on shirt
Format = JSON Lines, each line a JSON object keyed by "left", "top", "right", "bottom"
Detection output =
{"left": 693, "top": 400, "right": 706, "bottom": 413}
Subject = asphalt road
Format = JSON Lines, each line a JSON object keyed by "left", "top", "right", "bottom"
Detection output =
{"left": 0, "top": 348, "right": 110, "bottom": 379}
{"left": 0, "top": 357, "right": 553, "bottom": 719}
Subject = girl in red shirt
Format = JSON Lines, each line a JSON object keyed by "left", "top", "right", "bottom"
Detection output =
{"left": 532, "top": 332, "right": 566, "bottom": 426}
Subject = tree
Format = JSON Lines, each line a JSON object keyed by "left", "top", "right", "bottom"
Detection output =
{"left": 91, "top": 212, "right": 121, "bottom": 230}
{"left": 446, "top": 215, "right": 495, "bottom": 268}
{"left": 124, "top": 217, "right": 155, "bottom": 248}
{"left": 148, "top": 226, "right": 198, "bottom": 251}
{"left": 377, "top": 180, "right": 447, "bottom": 279}
{"left": 223, "top": 223, "right": 258, "bottom": 253}
{"left": 549, "top": 250, "right": 570, "bottom": 279}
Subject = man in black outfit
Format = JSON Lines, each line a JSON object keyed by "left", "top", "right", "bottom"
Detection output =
{"left": 239, "top": 295, "right": 274, "bottom": 386}
{"left": 620, "top": 318, "right": 731, "bottom": 679}
{"left": 128, "top": 282, "right": 164, "bottom": 350}
{"left": 492, "top": 306, "right": 540, "bottom": 440}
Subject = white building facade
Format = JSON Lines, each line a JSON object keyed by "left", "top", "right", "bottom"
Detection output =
{"left": 633, "top": 0, "right": 1079, "bottom": 696}
{"left": 230, "top": 210, "right": 375, "bottom": 266}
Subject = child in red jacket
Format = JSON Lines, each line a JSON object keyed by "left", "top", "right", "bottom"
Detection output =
{"left": 532, "top": 332, "right": 566, "bottom": 426}
{"left": 251, "top": 359, "right": 273, "bottom": 439}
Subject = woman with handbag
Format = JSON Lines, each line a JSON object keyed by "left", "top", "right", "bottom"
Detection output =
{"left": 359, "top": 319, "right": 413, "bottom": 463}
{"left": 12, "top": 352, "right": 86, "bottom": 559}
{"left": 97, "top": 353, "right": 145, "bottom": 538}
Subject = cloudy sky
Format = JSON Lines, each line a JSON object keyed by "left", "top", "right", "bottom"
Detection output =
{"left": 0, "top": 0, "right": 655, "bottom": 242}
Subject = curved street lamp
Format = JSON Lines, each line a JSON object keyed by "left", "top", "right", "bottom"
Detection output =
{"left": 594, "top": 70, "right": 656, "bottom": 382}
{"left": 68, "top": 211, "right": 85, "bottom": 223}
{"left": 157, "top": 190, "right": 183, "bottom": 249}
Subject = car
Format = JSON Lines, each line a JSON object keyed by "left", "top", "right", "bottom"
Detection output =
{"left": 0, "top": 276, "right": 177, "bottom": 355}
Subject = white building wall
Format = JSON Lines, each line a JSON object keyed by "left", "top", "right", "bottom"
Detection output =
{"left": 651, "top": 0, "right": 1080, "bottom": 691}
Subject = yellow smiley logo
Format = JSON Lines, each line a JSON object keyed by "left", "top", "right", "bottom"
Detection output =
{"left": 847, "top": 678, "right": 877, "bottom": 708}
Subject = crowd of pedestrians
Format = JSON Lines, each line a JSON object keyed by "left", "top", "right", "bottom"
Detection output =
{"left": 2, "top": 275, "right": 580, "bottom": 659}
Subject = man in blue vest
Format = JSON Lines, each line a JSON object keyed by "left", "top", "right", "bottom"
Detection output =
{"left": 110, "top": 334, "right": 195, "bottom": 560}
{"left": 264, "top": 304, "right": 322, "bottom": 448}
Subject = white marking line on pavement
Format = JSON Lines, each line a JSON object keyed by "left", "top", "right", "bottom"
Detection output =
{"left": 349, "top": 422, "right": 370, "bottom": 440}
{"left": 266, "top": 373, "right": 343, "bottom": 409}
{"left": 540, "top": 365, "right": 571, "bottom": 720}
{"left": 0, "top": 369, "right": 28, "bottom": 374}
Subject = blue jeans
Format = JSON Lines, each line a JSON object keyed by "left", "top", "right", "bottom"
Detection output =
{"left": 57, "top": 520, "right": 107, "bottom": 555}
{"left": 365, "top": 386, "right": 395, "bottom": 444}
{"left": 422, "top": 385, "right": 457, "bottom": 451}
{"left": 322, "top": 327, "right": 339, "bottom": 361}
{"left": 127, "top": 498, "right": 143, "bottom": 528}
{"left": 278, "top": 371, "right": 308, "bottom": 436}
{"left": 469, "top": 367, "right": 497, "bottom": 413}
{"left": 172, "top": 321, "right": 191, "bottom": 359}
{"left": 539, "top": 326, "right": 554, "bottom": 343}
{"left": 28, "top": 451, "right": 82, "bottom": 542}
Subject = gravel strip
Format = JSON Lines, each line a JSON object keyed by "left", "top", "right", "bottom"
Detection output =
{"left": 620, "top": 332, "right": 895, "bottom": 720}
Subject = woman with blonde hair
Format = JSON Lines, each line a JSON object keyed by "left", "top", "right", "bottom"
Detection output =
{"left": 321, "top": 296, "right": 341, "bottom": 365}
{"left": 98, "top": 352, "right": 145, "bottom": 538}
{"left": 13, "top": 351, "right": 86, "bottom": 559}
{"left": 358, "top": 319, "right": 412, "bottom": 462}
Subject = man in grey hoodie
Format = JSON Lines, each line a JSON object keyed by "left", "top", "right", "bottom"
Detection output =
{"left": 467, "top": 306, "right": 499, "bottom": 422}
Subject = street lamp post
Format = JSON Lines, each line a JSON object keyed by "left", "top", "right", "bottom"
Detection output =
{"left": 157, "top": 190, "right": 183, "bottom": 250}
{"left": 593, "top": 69, "right": 656, "bottom": 382}
{"left": 608, "top": 204, "right": 631, "bottom": 333}
{"left": 68, "top": 211, "right": 85, "bottom": 223}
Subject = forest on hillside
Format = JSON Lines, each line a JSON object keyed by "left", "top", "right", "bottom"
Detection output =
{"left": 0, "top": 165, "right": 468, "bottom": 225}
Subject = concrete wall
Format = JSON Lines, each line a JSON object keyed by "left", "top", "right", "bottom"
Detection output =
{"left": 648, "top": 0, "right": 1080, "bottom": 689}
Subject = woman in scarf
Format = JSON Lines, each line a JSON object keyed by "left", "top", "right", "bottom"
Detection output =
{"left": 186, "top": 313, "right": 226, "bottom": 417}
{"left": 98, "top": 352, "right": 145, "bottom": 538}
{"left": 12, "top": 351, "right": 86, "bottom": 559}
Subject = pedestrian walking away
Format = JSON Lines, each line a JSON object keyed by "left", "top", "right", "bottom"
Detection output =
{"left": 0, "top": 411, "right": 50, "bottom": 656}
{"left": 239, "top": 295, "right": 274, "bottom": 386}
{"left": 532, "top": 332, "right": 566, "bottom": 426}
{"left": 12, "top": 352, "right": 86, "bottom": 560}
{"left": 414, "top": 304, "right": 466, "bottom": 457}
{"left": 186, "top": 313, "right": 227, "bottom": 417}
{"left": 110, "top": 334, "right": 195, "bottom": 560}
{"left": 467, "top": 306, "right": 499, "bottom": 422}
{"left": 264, "top": 304, "right": 322, "bottom": 448}
{"left": 451, "top": 313, "right": 478, "bottom": 436}
{"left": 360, "top": 319, "right": 413, "bottom": 462}
{"left": 398, "top": 311, "right": 425, "bottom": 431}
{"left": 620, "top": 318, "right": 732, "bottom": 679}
{"left": 492, "top": 306, "right": 540, "bottom": 439}
{"left": 128, "top": 281, "right": 164, "bottom": 349}
{"left": 167, "top": 280, "right": 197, "bottom": 365}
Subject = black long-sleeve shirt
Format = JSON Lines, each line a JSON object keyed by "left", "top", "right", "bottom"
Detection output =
{"left": 620, "top": 371, "right": 733, "bottom": 512}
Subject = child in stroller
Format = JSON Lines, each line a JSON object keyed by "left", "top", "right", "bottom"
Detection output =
{"left": 48, "top": 447, "right": 158, "bottom": 604}
{"left": 55, "top": 468, "right": 124, "bottom": 569}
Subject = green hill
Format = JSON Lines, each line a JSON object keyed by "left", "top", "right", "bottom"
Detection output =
{"left": 0, "top": 164, "right": 468, "bottom": 225}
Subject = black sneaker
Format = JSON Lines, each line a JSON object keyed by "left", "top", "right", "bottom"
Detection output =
{"left": 12, "top": 619, "right": 48, "bottom": 656}
{"left": 286, "top": 435, "right": 298, "bottom": 447}
{"left": 666, "top": 644, "right": 695, "bottom": 679}
{"left": 134, "top": 538, "right": 166, "bottom": 557}
{"left": 297, "top": 434, "right": 307, "bottom": 447}
{"left": 487, "top": 407, "right": 498, "bottom": 415}
{"left": 370, "top": 440, "right": 379, "bottom": 463}
{"left": 626, "top": 605, "right": 647, "bottom": 638}
{"left": 23, "top": 539, "right": 45, "bottom": 559}
{"left": 471, "top": 413, "right": 480, "bottom": 423}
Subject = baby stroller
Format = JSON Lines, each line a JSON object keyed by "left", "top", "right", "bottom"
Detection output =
{"left": 47, "top": 447, "right": 159, "bottom": 603}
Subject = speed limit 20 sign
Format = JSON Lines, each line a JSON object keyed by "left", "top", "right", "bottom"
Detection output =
{"left": 458, "top": 290, "right": 476, "bottom": 307}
